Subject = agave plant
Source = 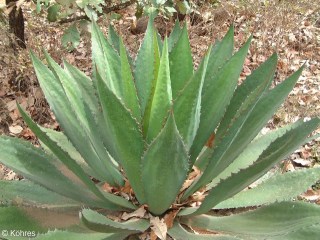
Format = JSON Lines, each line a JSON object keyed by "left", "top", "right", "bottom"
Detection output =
{"left": 0, "top": 18, "right": 320, "bottom": 239}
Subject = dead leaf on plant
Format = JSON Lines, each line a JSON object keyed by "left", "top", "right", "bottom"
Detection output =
{"left": 150, "top": 215, "right": 167, "bottom": 240}
{"left": 121, "top": 205, "right": 146, "bottom": 221}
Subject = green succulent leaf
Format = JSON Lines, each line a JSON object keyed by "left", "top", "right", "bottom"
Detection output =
{"left": 0, "top": 136, "right": 101, "bottom": 207}
{"left": 173, "top": 49, "right": 210, "bottom": 149}
{"left": 184, "top": 65, "right": 304, "bottom": 199}
{"left": 91, "top": 22, "right": 122, "bottom": 99}
{"left": 181, "top": 202, "right": 320, "bottom": 239}
{"left": 194, "top": 118, "right": 320, "bottom": 215}
{"left": 81, "top": 209, "right": 150, "bottom": 233}
{"left": 0, "top": 206, "right": 44, "bottom": 235}
{"left": 30, "top": 52, "right": 122, "bottom": 186}
{"left": 134, "top": 17, "right": 161, "bottom": 116}
{"left": 119, "top": 38, "right": 141, "bottom": 121}
{"left": 216, "top": 167, "right": 320, "bottom": 209}
{"left": 0, "top": 180, "right": 80, "bottom": 209}
{"left": 206, "top": 121, "right": 299, "bottom": 189}
{"left": 208, "top": 66, "right": 305, "bottom": 177}
{"left": 168, "top": 222, "right": 240, "bottom": 240}
{"left": 63, "top": 60, "right": 122, "bottom": 169}
{"left": 43, "top": 52, "right": 123, "bottom": 186}
{"left": 169, "top": 23, "right": 193, "bottom": 99}
{"left": 18, "top": 104, "right": 133, "bottom": 211}
{"left": 168, "top": 19, "right": 182, "bottom": 52}
{"left": 96, "top": 71, "right": 145, "bottom": 203}
{"left": 143, "top": 38, "right": 172, "bottom": 143}
{"left": 142, "top": 113, "right": 189, "bottom": 215}
{"left": 189, "top": 26, "right": 235, "bottom": 162}
{"left": 107, "top": 24, "right": 120, "bottom": 54}
{"left": 194, "top": 53, "right": 278, "bottom": 170}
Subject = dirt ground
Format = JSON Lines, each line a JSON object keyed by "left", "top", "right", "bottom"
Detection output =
{"left": 0, "top": 0, "right": 320, "bottom": 198}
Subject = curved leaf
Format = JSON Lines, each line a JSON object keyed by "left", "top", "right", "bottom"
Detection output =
{"left": 0, "top": 136, "right": 102, "bottom": 207}
{"left": 189, "top": 26, "right": 235, "bottom": 162}
{"left": 168, "top": 222, "right": 240, "bottom": 240}
{"left": 0, "top": 180, "right": 80, "bottom": 209}
{"left": 18, "top": 104, "right": 133, "bottom": 211}
{"left": 81, "top": 209, "right": 149, "bottom": 233}
{"left": 194, "top": 118, "right": 320, "bottom": 215}
{"left": 216, "top": 167, "right": 320, "bottom": 209}
{"left": 182, "top": 202, "right": 320, "bottom": 239}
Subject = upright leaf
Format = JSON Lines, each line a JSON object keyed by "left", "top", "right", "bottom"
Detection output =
{"left": 169, "top": 23, "right": 193, "bottom": 99}
{"left": 134, "top": 17, "right": 160, "bottom": 116}
{"left": 91, "top": 22, "right": 122, "bottom": 98}
{"left": 168, "top": 19, "right": 182, "bottom": 52}
{"left": 190, "top": 28, "right": 243, "bottom": 163}
{"left": 143, "top": 39, "right": 172, "bottom": 143}
{"left": 142, "top": 113, "right": 189, "bottom": 215}
{"left": 184, "top": 64, "right": 303, "bottom": 199}
{"left": 173, "top": 50, "right": 209, "bottom": 149}
{"left": 119, "top": 38, "right": 141, "bottom": 121}
{"left": 96, "top": 72, "right": 145, "bottom": 203}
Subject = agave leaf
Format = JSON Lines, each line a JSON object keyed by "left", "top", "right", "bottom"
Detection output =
{"left": 184, "top": 66, "right": 304, "bottom": 199}
{"left": 208, "top": 67, "right": 304, "bottom": 177}
{"left": 119, "top": 38, "right": 141, "bottom": 121}
{"left": 0, "top": 180, "right": 80, "bottom": 209}
{"left": 168, "top": 19, "right": 182, "bottom": 52}
{"left": 91, "top": 22, "right": 122, "bottom": 99}
{"left": 215, "top": 53, "right": 278, "bottom": 144}
{"left": 35, "top": 230, "right": 131, "bottom": 240}
{"left": 0, "top": 206, "right": 44, "bottom": 234}
{"left": 107, "top": 24, "right": 120, "bottom": 54}
{"left": 173, "top": 49, "right": 209, "bottom": 149}
{"left": 18, "top": 104, "right": 134, "bottom": 211}
{"left": 134, "top": 17, "right": 161, "bottom": 116}
{"left": 181, "top": 202, "right": 320, "bottom": 239}
{"left": 142, "top": 113, "right": 189, "bottom": 215}
{"left": 169, "top": 22, "right": 193, "bottom": 99}
{"left": 96, "top": 71, "right": 145, "bottom": 203}
{"left": 81, "top": 209, "right": 150, "bottom": 233}
{"left": 143, "top": 38, "right": 172, "bottom": 143}
{"left": 43, "top": 52, "right": 123, "bottom": 186}
{"left": 206, "top": 120, "right": 311, "bottom": 189}
{"left": 39, "top": 127, "right": 95, "bottom": 177}
{"left": 194, "top": 118, "right": 320, "bottom": 215}
{"left": 191, "top": 39, "right": 250, "bottom": 167}
{"left": 271, "top": 224, "right": 320, "bottom": 240}
{"left": 216, "top": 167, "right": 320, "bottom": 209}
{"left": 189, "top": 26, "right": 235, "bottom": 162}
{"left": 30, "top": 52, "right": 121, "bottom": 185}
{"left": 63, "top": 60, "right": 124, "bottom": 168}
{"left": 0, "top": 136, "right": 104, "bottom": 207}
{"left": 193, "top": 53, "right": 278, "bottom": 173}
{"left": 168, "top": 222, "right": 240, "bottom": 240}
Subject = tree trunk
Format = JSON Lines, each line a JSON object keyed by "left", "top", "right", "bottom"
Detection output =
{"left": 6, "top": 0, "right": 26, "bottom": 49}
